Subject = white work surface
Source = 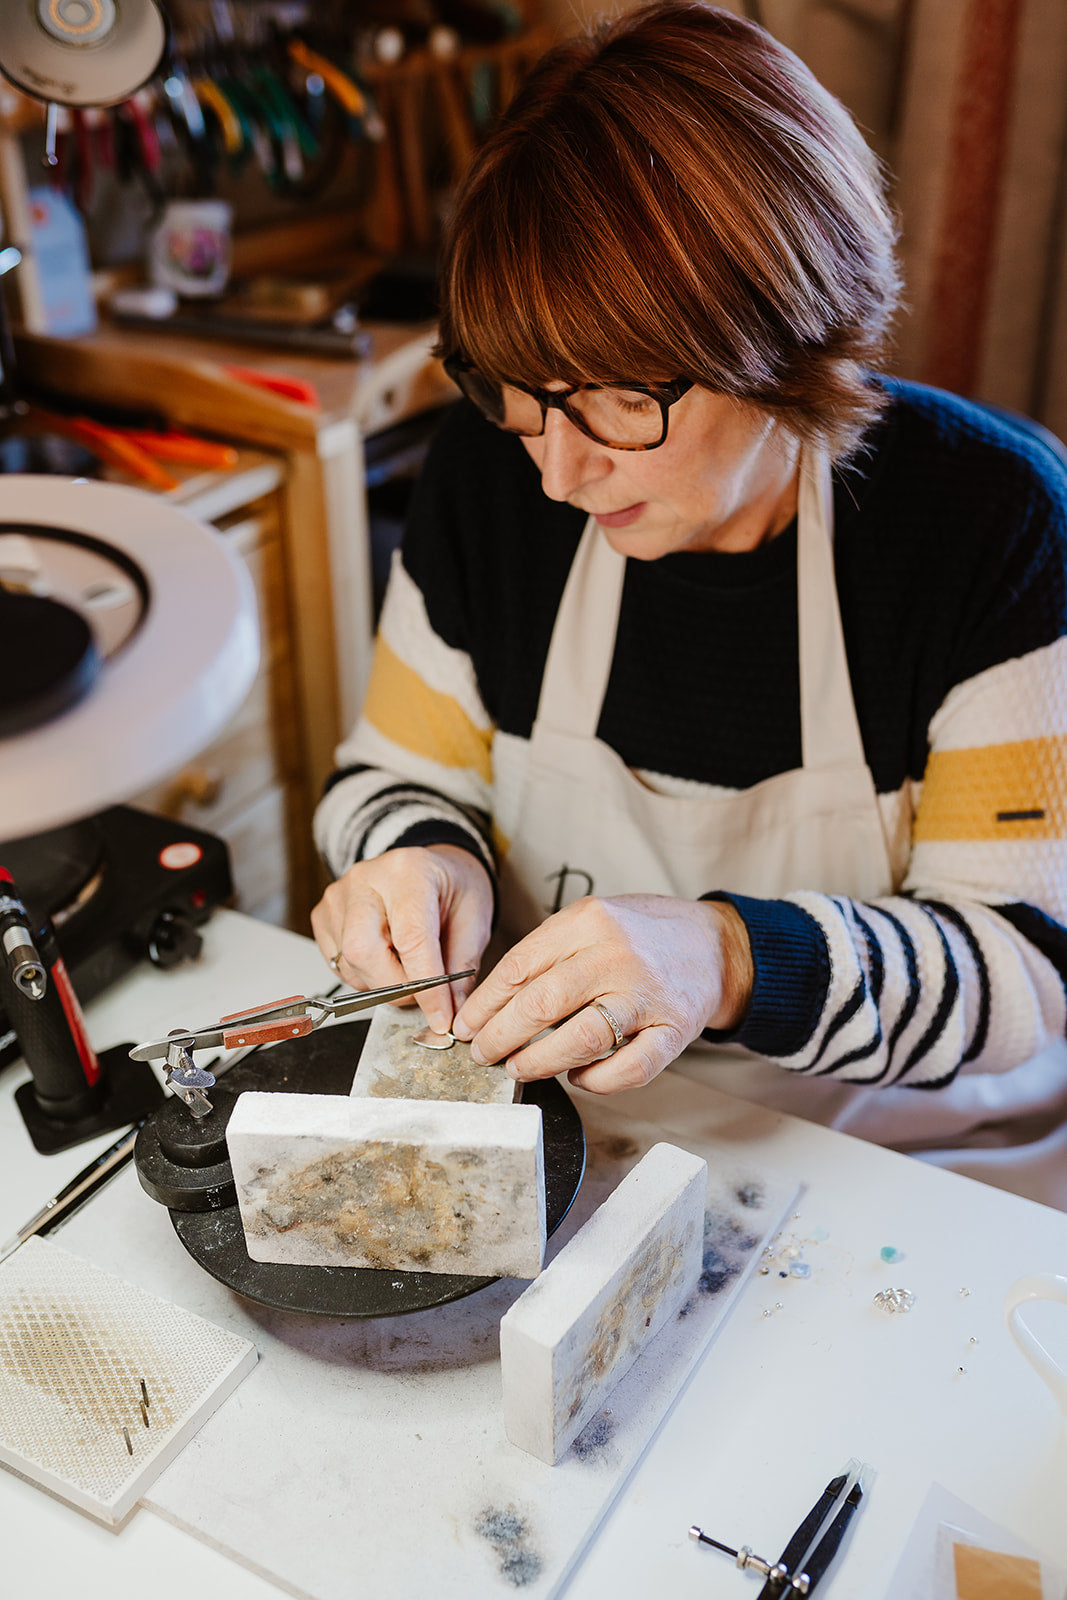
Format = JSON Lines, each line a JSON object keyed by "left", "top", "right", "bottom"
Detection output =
{"left": 3, "top": 909, "right": 1067, "bottom": 1600}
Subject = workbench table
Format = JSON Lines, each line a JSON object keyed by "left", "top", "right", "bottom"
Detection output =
{"left": 3, "top": 910, "right": 1066, "bottom": 1600}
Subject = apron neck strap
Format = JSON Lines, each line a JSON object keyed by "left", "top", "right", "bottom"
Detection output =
{"left": 796, "top": 446, "right": 866, "bottom": 770}
{"left": 535, "top": 446, "right": 867, "bottom": 773}
{"left": 536, "top": 513, "right": 626, "bottom": 738}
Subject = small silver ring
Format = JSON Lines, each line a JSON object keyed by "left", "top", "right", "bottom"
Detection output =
{"left": 329, "top": 951, "right": 342, "bottom": 975}
{"left": 590, "top": 1000, "right": 626, "bottom": 1052}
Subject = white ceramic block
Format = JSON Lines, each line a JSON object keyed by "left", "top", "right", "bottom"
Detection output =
{"left": 352, "top": 1006, "right": 519, "bottom": 1104}
{"left": 499, "top": 1141, "right": 707, "bottom": 1463}
{"left": 227, "top": 1091, "right": 546, "bottom": 1277}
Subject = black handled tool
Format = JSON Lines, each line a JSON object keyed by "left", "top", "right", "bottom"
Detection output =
{"left": 690, "top": 1459, "right": 873, "bottom": 1596}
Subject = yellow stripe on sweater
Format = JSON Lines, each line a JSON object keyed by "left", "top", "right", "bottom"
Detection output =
{"left": 914, "top": 735, "right": 1067, "bottom": 841}
{"left": 363, "top": 637, "right": 493, "bottom": 784}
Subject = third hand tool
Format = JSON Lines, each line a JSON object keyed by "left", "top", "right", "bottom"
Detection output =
{"left": 129, "top": 969, "right": 475, "bottom": 1116}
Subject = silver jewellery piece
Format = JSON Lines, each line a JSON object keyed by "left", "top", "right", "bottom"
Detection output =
{"left": 329, "top": 951, "right": 343, "bottom": 975}
{"left": 873, "top": 1286, "right": 915, "bottom": 1314}
{"left": 413, "top": 1028, "right": 456, "bottom": 1051}
{"left": 591, "top": 1000, "right": 626, "bottom": 1051}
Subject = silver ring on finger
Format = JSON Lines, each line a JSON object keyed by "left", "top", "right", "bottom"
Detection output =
{"left": 329, "top": 951, "right": 343, "bottom": 975}
{"left": 590, "top": 999, "right": 626, "bottom": 1053}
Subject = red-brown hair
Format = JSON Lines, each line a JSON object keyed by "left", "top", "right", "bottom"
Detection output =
{"left": 437, "top": 1, "right": 902, "bottom": 458}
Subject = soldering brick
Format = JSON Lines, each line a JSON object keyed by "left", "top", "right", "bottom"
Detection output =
{"left": 227, "top": 1091, "right": 545, "bottom": 1278}
{"left": 499, "top": 1142, "right": 707, "bottom": 1464}
{"left": 351, "top": 1006, "right": 519, "bottom": 1104}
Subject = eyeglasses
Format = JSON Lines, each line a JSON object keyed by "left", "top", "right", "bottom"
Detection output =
{"left": 443, "top": 355, "right": 693, "bottom": 450}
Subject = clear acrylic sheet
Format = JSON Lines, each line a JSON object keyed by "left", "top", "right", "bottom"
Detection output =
{"left": 884, "top": 1482, "right": 1067, "bottom": 1600}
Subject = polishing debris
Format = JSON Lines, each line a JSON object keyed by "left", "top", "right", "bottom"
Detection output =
{"left": 227, "top": 1091, "right": 546, "bottom": 1277}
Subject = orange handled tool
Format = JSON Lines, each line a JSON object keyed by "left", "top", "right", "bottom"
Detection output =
{"left": 121, "top": 431, "right": 239, "bottom": 468}
{"left": 222, "top": 364, "right": 320, "bottom": 407}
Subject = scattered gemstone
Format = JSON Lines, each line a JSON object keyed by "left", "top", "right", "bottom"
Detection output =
{"left": 789, "top": 1262, "right": 812, "bottom": 1279}
{"left": 880, "top": 1246, "right": 905, "bottom": 1264}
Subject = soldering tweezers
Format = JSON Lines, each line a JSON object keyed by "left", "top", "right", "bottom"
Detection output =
{"left": 757, "top": 1460, "right": 871, "bottom": 1597}
{"left": 128, "top": 969, "right": 475, "bottom": 1063}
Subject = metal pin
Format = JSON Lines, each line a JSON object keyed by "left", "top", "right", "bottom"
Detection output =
{"left": 689, "top": 1527, "right": 806, "bottom": 1591}
{"left": 689, "top": 1527, "right": 736, "bottom": 1557}
{"left": 122, "top": 1426, "right": 133, "bottom": 1455}
{"left": 140, "top": 1377, "right": 150, "bottom": 1408}
{"left": 140, "top": 1399, "right": 150, "bottom": 1428}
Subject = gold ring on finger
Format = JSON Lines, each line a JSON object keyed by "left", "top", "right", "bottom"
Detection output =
{"left": 329, "top": 951, "right": 343, "bottom": 975}
{"left": 590, "top": 999, "right": 626, "bottom": 1052}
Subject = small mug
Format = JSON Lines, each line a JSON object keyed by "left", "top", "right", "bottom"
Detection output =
{"left": 148, "top": 199, "right": 232, "bottom": 298}
{"left": 1004, "top": 1273, "right": 1067, "bottom": 1412}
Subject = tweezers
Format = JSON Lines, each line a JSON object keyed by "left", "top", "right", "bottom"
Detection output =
{"left": 757, "top": 1459, "right": 871, "bottom": 1597}
{"left": 128, "top": 969, "right": 475, "bottom": 1062}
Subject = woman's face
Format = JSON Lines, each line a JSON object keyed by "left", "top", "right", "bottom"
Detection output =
{"left": 521, "top": 385, "right": 801, "bottom": 559}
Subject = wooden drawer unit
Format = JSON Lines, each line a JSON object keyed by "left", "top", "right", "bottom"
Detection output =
{"left": 130, "top": 465, "right": 315, "bottom": 931}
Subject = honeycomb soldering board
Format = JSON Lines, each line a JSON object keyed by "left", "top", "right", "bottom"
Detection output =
{"left": 0, "top": 1235, "right": 257, "bottom": 1523}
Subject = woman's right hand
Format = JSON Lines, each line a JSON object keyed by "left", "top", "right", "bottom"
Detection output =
{"left": 310, "top": 844, "right": 494, "bottom": 1033}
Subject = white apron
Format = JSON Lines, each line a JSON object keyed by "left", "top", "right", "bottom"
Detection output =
{"left": 495, "top": 448, "right": 1067, "bottom": 1208}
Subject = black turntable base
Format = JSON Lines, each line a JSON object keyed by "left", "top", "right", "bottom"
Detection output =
{"left": 135, "top": 1022, "right": 586, "bottom": 1319}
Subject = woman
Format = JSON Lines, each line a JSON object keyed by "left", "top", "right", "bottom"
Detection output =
{"left": 313, "top": 2, "right": 1067, "bottom": 1202}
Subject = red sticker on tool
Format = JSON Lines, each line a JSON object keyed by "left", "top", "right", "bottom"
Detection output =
{"left": 159, "top": 842, "right": 203, "bottom": 871}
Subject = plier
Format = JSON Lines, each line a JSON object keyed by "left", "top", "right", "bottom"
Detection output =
{"left": 29, "top": 407, "right": 239, "bottom": 492}
{"left": 128, "top": 970, "right": 474, "bottom": 1116}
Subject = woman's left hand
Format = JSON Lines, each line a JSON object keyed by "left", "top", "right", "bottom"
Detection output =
{"left": 451, "top": 894, "right": 753, "bottom": 1094}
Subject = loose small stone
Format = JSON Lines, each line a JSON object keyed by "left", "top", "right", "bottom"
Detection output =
{"left": 789, "top": 1261, "right": 811, "bottom": 1279}
{"left": 880, "top": 1245, "right": 905, "bottom": 1264}
{"left": 959, "top": 1287, "right": 970, "bottom": 1298}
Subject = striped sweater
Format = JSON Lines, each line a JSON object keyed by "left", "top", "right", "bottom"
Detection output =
{"left": 315, "top": 380, "right": 1067, "bottom": 1092}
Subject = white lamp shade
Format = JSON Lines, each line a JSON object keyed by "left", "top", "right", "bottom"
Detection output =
{"left": 0, "top": 475, "right": 260, "bottom": 841}
{"left": 0, "top": 0, "right": 166, "bottom": 108}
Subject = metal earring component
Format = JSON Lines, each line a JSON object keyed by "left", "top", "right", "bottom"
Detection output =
{"left": 329, "top": 952, "right": 342, "bottom": 975}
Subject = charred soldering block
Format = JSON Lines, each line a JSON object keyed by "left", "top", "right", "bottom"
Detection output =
{"left": 351, "top": 1006, "right": 520, "bottom": 1104}
{"left": 227, "top": 1091, "right": 546, "bottom": 1278}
